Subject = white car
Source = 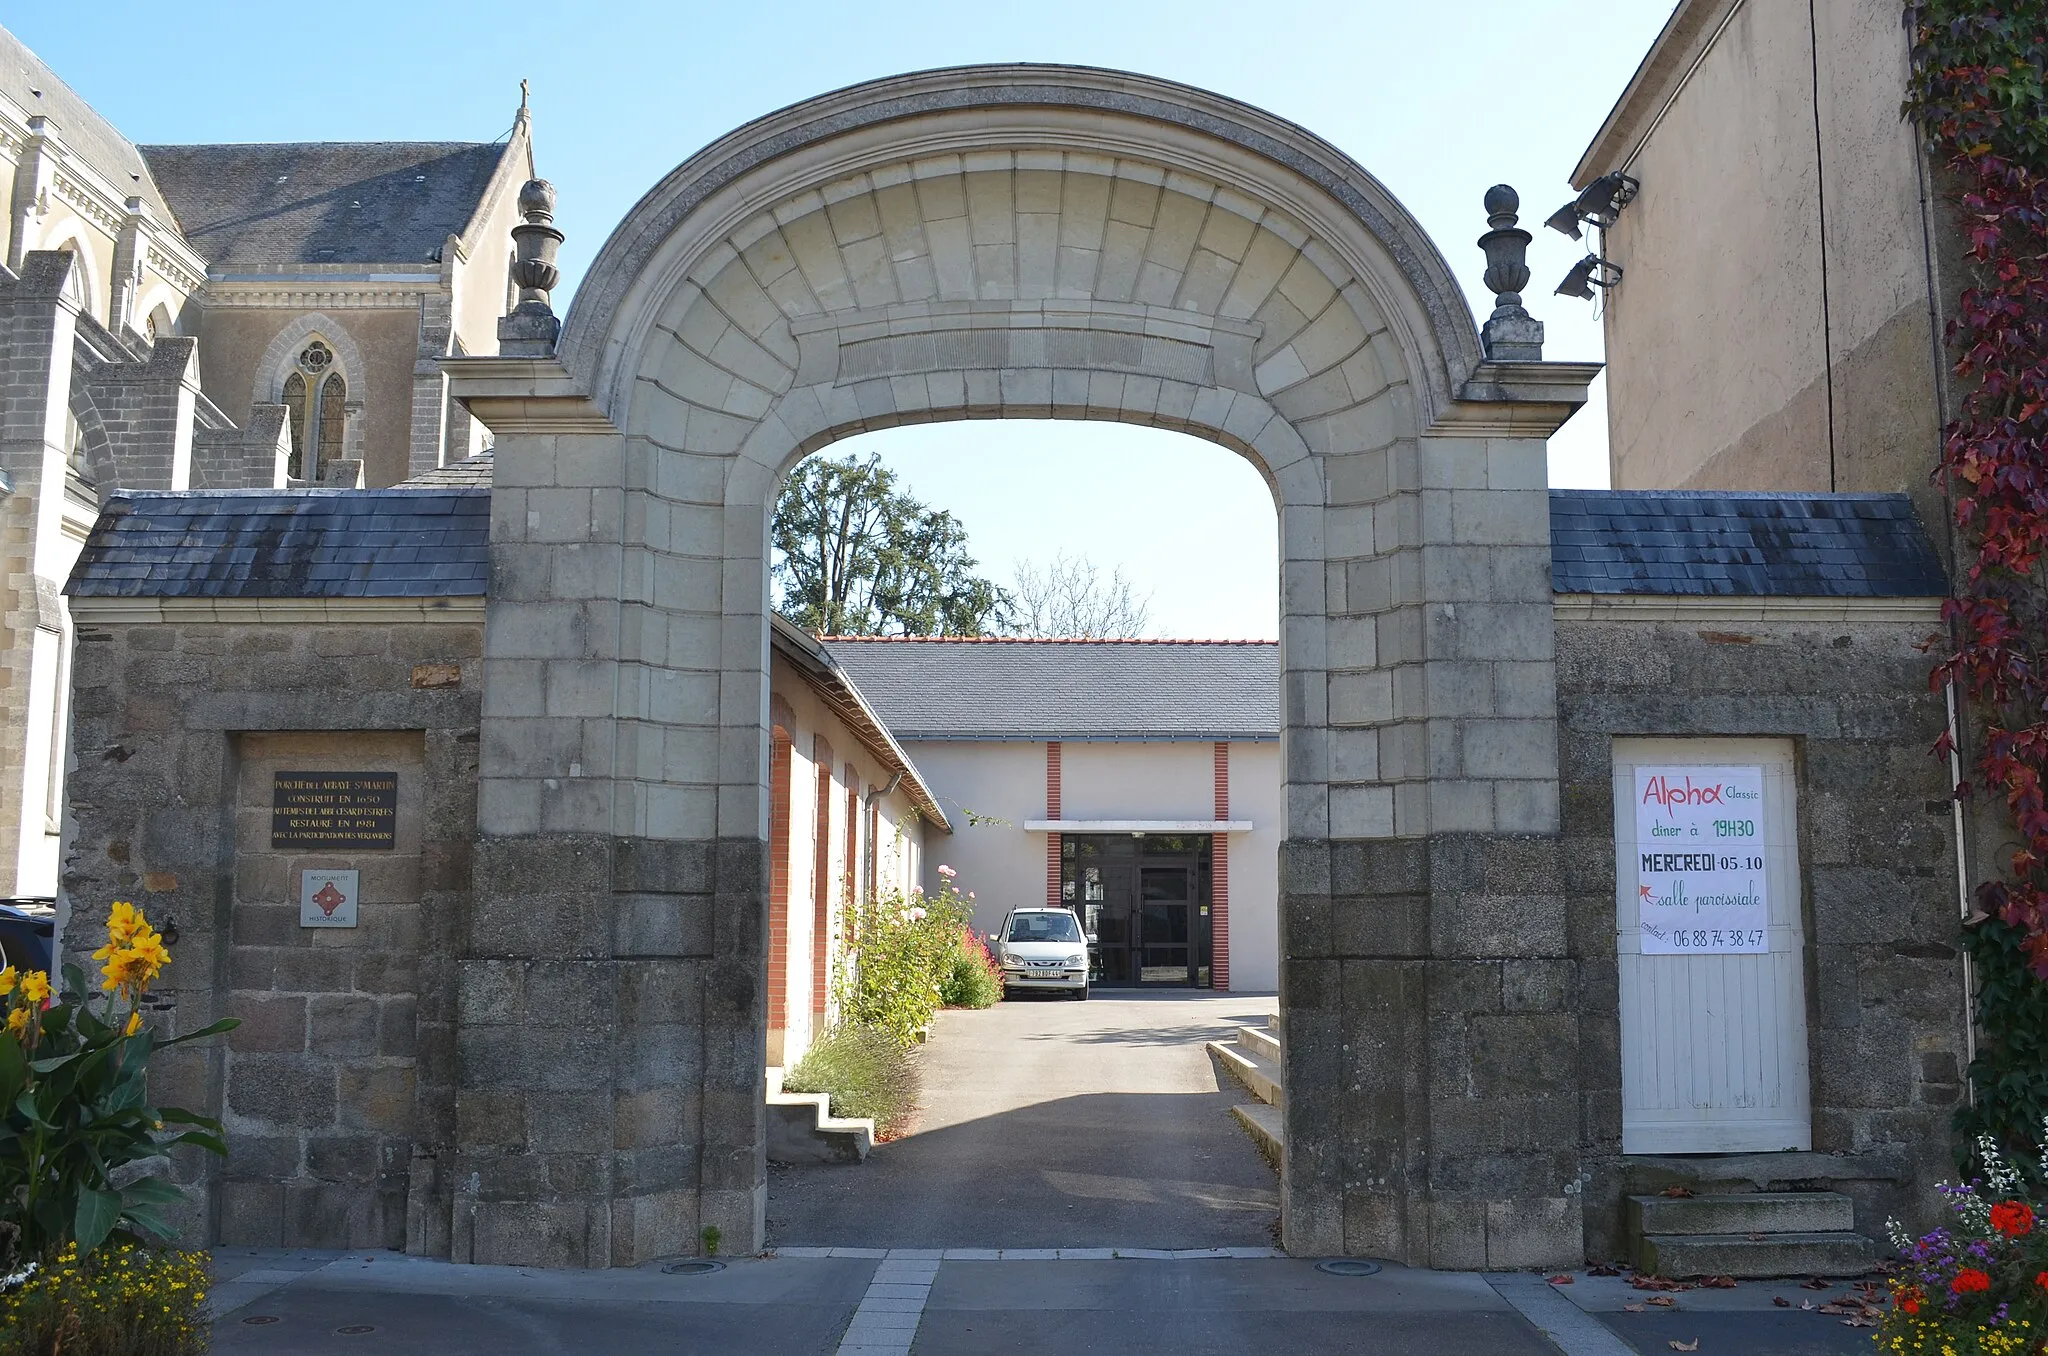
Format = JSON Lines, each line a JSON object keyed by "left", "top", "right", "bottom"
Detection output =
{"left": 994, "top": 908, "right": 1091, "bottom": 1000}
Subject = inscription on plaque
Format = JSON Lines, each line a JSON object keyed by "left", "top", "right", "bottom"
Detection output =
{"left": 271, "top": 772, "right": 397, "bottom": 850}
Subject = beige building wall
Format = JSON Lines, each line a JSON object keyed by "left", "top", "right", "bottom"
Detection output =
{"left": 767, "top": 651, "right": 929, "bottom": 1066}
{"left": 1584, "top": 0, "right": 1945, "bottom": 539}
{"left": 899, "top": 737, "right": 1281, "bottom": 991}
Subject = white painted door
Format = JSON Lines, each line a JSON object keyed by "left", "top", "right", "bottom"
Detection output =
{"left": 1614, "top": 738, "right": 1811, "bottom": 1154}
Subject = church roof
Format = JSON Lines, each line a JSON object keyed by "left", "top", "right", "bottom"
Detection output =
{"left": 0, "top": 27, "right": 174, "bottom": 221}
{"left": 138, "top": 141, "right": 511, "bottom": 267}
{"left": 397, "top": 453, "right": 494, "bottom": 487}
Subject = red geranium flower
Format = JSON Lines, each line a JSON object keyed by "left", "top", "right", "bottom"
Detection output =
{"left": 2037, "top": 1270, "right": 2048, "bottom": 1294}
{"left": 1895, "top": 1285, "right": 1924, "bottom": 1315}
{"left": 1952, "top": 1268, "right": 1992, "bottom": 1295}
{"left": 1990, "top": 1200, "right": 2035, "bottom": 1238}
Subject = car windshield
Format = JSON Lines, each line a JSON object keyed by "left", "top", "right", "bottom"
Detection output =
{"left": 1006, "top": 912, "right": 1082, "bottom": 944}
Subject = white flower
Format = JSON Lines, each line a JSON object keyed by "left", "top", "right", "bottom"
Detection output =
{"left": 967, "top": 891, "right": 976, "bottom": 899}
{"left": 937, "top": 864, "right": 956, "bottom": 878}
{"left": 909, "top": 906, "right": 927, "bottom": 921}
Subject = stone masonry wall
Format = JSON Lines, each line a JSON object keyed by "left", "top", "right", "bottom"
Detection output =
{"left": 1556, "top": 610, "right": 1965, "bottom": 1259}
{"left": 62, "top": 612, "right": 482, "bottom": 1250}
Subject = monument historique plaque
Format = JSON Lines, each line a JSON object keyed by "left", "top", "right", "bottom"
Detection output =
{"left": 271, "top": 772, "right": 398, "bottom": 850}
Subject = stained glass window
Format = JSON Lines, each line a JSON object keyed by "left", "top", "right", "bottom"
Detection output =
{"left": 282, "top": 371, "right": 308, "bottom": 479}
{"left": 316, "top": 372, "right": 346, "bottom": 472}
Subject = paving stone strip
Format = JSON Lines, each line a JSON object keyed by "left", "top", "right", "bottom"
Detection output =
{"left": 834, "top": 1250, "right": 942, "bottom": 1356}
{"left": 1486, "top": 1273, "right": 1639, "bottom": 1356}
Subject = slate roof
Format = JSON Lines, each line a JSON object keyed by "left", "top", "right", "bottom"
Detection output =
{"left": 65, "top": 490, "right": 488, "bottom": 600}
{"left": 823, "top": 639, "right": 1281, "bottom": 741}
{"left": 138, "top": 141, "right": 508, "bottom": 267}
{"left": 398, "top": 453, "right": 493, "bottom": 487}
{"left": 1550, "top": 490, "right": 1947, "bottom": 597}
{"left": 1, "top": 28, "right": 173, "bottom": 221}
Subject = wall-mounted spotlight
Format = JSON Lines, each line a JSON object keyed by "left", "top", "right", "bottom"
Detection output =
{"left": 1543, "top": 172, "right": 1641, "bottom": 239}
{"left": 1555, "top": 255, "right": 1624, "bottom": 300}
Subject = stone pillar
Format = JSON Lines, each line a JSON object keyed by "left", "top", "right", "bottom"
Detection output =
{"left": 0, "top": 252, "right": 83, "bottom": 898}
{"left": 409, "top": 294, "right": 455, "bottom": 481}
{"left": 1282, "top": 413, "right": 1578, "bottom": 1266}
{"left": 444, "top": 349, "right": 767, "bottom": 1267}
{"left": 73, "top": 335, "right": 203, "bottom": 490}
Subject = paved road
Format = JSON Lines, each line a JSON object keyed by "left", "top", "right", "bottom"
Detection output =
{"left": 206, "top": 1250, "right": 1887, "bottom": 1355}
{"left": 767, "top": 988, "right": 1283, "bottom": 1249}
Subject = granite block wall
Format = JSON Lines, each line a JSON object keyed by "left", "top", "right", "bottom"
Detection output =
{"left": 1555, "top": 610, "right": 1965, "bottom": 1259}
{"left": 62, "top": 611, "right": 483, "bottom": 1250}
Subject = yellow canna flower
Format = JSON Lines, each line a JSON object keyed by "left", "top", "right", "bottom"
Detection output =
{"left": 106, "top": 900, "right": 144, "bottom": 944}
{"left": 0, "top": 966, "right": 12, "bottom": 996}
{"left": 17, "top": 971, "right": 49, "bottom": 1005}
{"left": 124, "top": 1011, "right": 143, "bottom": 1036}
{"left": 5, "top": 1007, "right": 26, "bottom": 1038}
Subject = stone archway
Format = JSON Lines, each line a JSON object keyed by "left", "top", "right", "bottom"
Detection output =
{"left": 450, "top": 65, "right": 1595, "bottom": 1271}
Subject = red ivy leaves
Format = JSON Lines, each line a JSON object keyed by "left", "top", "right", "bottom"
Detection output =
{"left": 1913, "top": 6, "right": 2048, "bottom": 976}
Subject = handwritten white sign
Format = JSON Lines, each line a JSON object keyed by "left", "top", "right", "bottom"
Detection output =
{"left": 1633, "top": 766, "right": 1768, "bottom": 955}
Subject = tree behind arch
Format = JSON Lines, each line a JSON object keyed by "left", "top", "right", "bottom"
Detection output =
{"left": 772, "top": 452, "right": 1008, "bottom": 636}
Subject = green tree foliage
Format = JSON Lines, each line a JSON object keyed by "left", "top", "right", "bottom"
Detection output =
{"left": 772, "top": 453, "right": 1008, "bottom": 636}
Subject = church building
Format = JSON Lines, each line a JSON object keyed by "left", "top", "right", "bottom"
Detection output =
{"left": 0, "top": 24, "right": 532, "bottom": 895}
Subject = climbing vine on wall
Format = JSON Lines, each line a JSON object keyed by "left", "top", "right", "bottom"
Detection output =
{"left": 1906, "top": 2, "right": 2048, "bottom": 1164}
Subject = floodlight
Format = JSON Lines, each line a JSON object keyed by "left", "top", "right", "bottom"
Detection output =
{"left": 1555, "top": 255, "right": 1623, "bottom": 300}
{"left": 1544, "top": 202, "right": 1584, "bottom": 239}
{"left": 1556, "top": 257, "right": 1599, "bottom": 300}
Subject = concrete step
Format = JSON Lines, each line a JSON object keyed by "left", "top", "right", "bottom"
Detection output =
{"left": 764, "top": 1066, "right": 874, "bottom": 1165}
{"left": 1237, "top": 1024, "right": 1282, "bottom": 1065}
{"left": 1207, "top": 1039, "right": 1283, "bottom": 1108}
{"left": 1629, "top": 1192, "right": 1854, "bottom": 1238}
{"left": 1233, "top": 1102, "right": 1284, "bottom": 1168}
{"left": 1634, "top": 1230, "right": 1877, "bottom": 1279}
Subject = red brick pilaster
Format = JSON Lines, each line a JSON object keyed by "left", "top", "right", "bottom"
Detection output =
{"left": 767, "top": 728, "right": 794, "bottom": 1044}
{"left": 1045, "top": 741, "right": 1063, "bottom": 906}
{"left": 1213, "top": 741, "right": 1231, "bottom": 991}
{"left": 811, "top": 736, "right": 834, "bottom": 1021}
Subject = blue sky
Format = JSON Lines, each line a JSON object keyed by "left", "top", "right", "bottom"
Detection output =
{"left": 17, "top": 0, "right": 1676, "bottom": 638}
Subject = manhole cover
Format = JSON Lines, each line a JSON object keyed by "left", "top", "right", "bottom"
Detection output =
{"left": 240, "top": 1316, "right": 279, "bottom": 1325}
{"left": 336, "top": 1325, "right": 376, "bottom": 1335}
{"left": 1316, "top": 1259, "right": 1383, "bottom": 1277}
{"left": 662, "top": 1259, "right": 726, "bottom": 1276}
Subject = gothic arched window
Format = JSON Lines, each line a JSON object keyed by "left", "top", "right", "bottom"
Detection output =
{"left": 282, "top": 371, "right": 309, "bottom": 479}
{"left": 281, "top": 339, "right": 347, "bottom": 480}
{"left": 316, "top": 372, "right": 346, "bottom": 467}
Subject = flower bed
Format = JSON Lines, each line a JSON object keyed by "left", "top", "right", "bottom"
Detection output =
{"left": 0, "top": 1242, "right": 210, "bottom": 1356}
{"left": 1879, "top": 1127, "right": 2048, "bottom": 1353}
{"left": 0, "top": 902, "right": 237, "bottom": 1354}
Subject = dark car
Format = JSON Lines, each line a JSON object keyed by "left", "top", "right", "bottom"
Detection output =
{"left": 0, "top": 898, "right": 55, "bottom": 974}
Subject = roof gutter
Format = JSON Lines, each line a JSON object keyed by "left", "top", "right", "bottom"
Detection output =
{"left": 768, "top": 615, "right": 950, "bottom": 833}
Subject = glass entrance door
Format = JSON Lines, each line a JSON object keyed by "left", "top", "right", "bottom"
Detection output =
{"left": 1060, "top": 836, "right": 1213, "bottom": 987}
{"left": 1138, "top": 867, "right": 1194, "bottom": 984}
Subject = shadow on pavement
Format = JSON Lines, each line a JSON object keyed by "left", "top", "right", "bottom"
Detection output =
{"left": 769, "top": 1090, "right": 1279, "bottom": 1250}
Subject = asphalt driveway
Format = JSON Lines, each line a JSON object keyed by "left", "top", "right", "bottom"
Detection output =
{"left": 767, "top": 989, "right": 1282, "bottom": 1250}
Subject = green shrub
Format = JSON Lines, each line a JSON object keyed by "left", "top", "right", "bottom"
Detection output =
{"left": 784, "top": 1024, "right": 921, "bottom": 1137}
{"left": 838, "top": 878, "right": 974, "bottom": 1044}
{"left": 0, "top": 1240, "right": 210, "bottom": 1356}
{"left": 938, "top": 929, "right": 1002, "bottom": 1009}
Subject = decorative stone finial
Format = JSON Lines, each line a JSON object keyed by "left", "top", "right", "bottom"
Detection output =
{"left": 1477, "top": 185, "right": 1544, "bottom": 362}
{"left": 499, "top": 178, "right": 563, "bottom": 355}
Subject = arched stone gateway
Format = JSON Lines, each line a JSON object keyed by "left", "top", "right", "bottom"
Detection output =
{"left": 448, "top": 65, "right": 1597, "bottom": 1270}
